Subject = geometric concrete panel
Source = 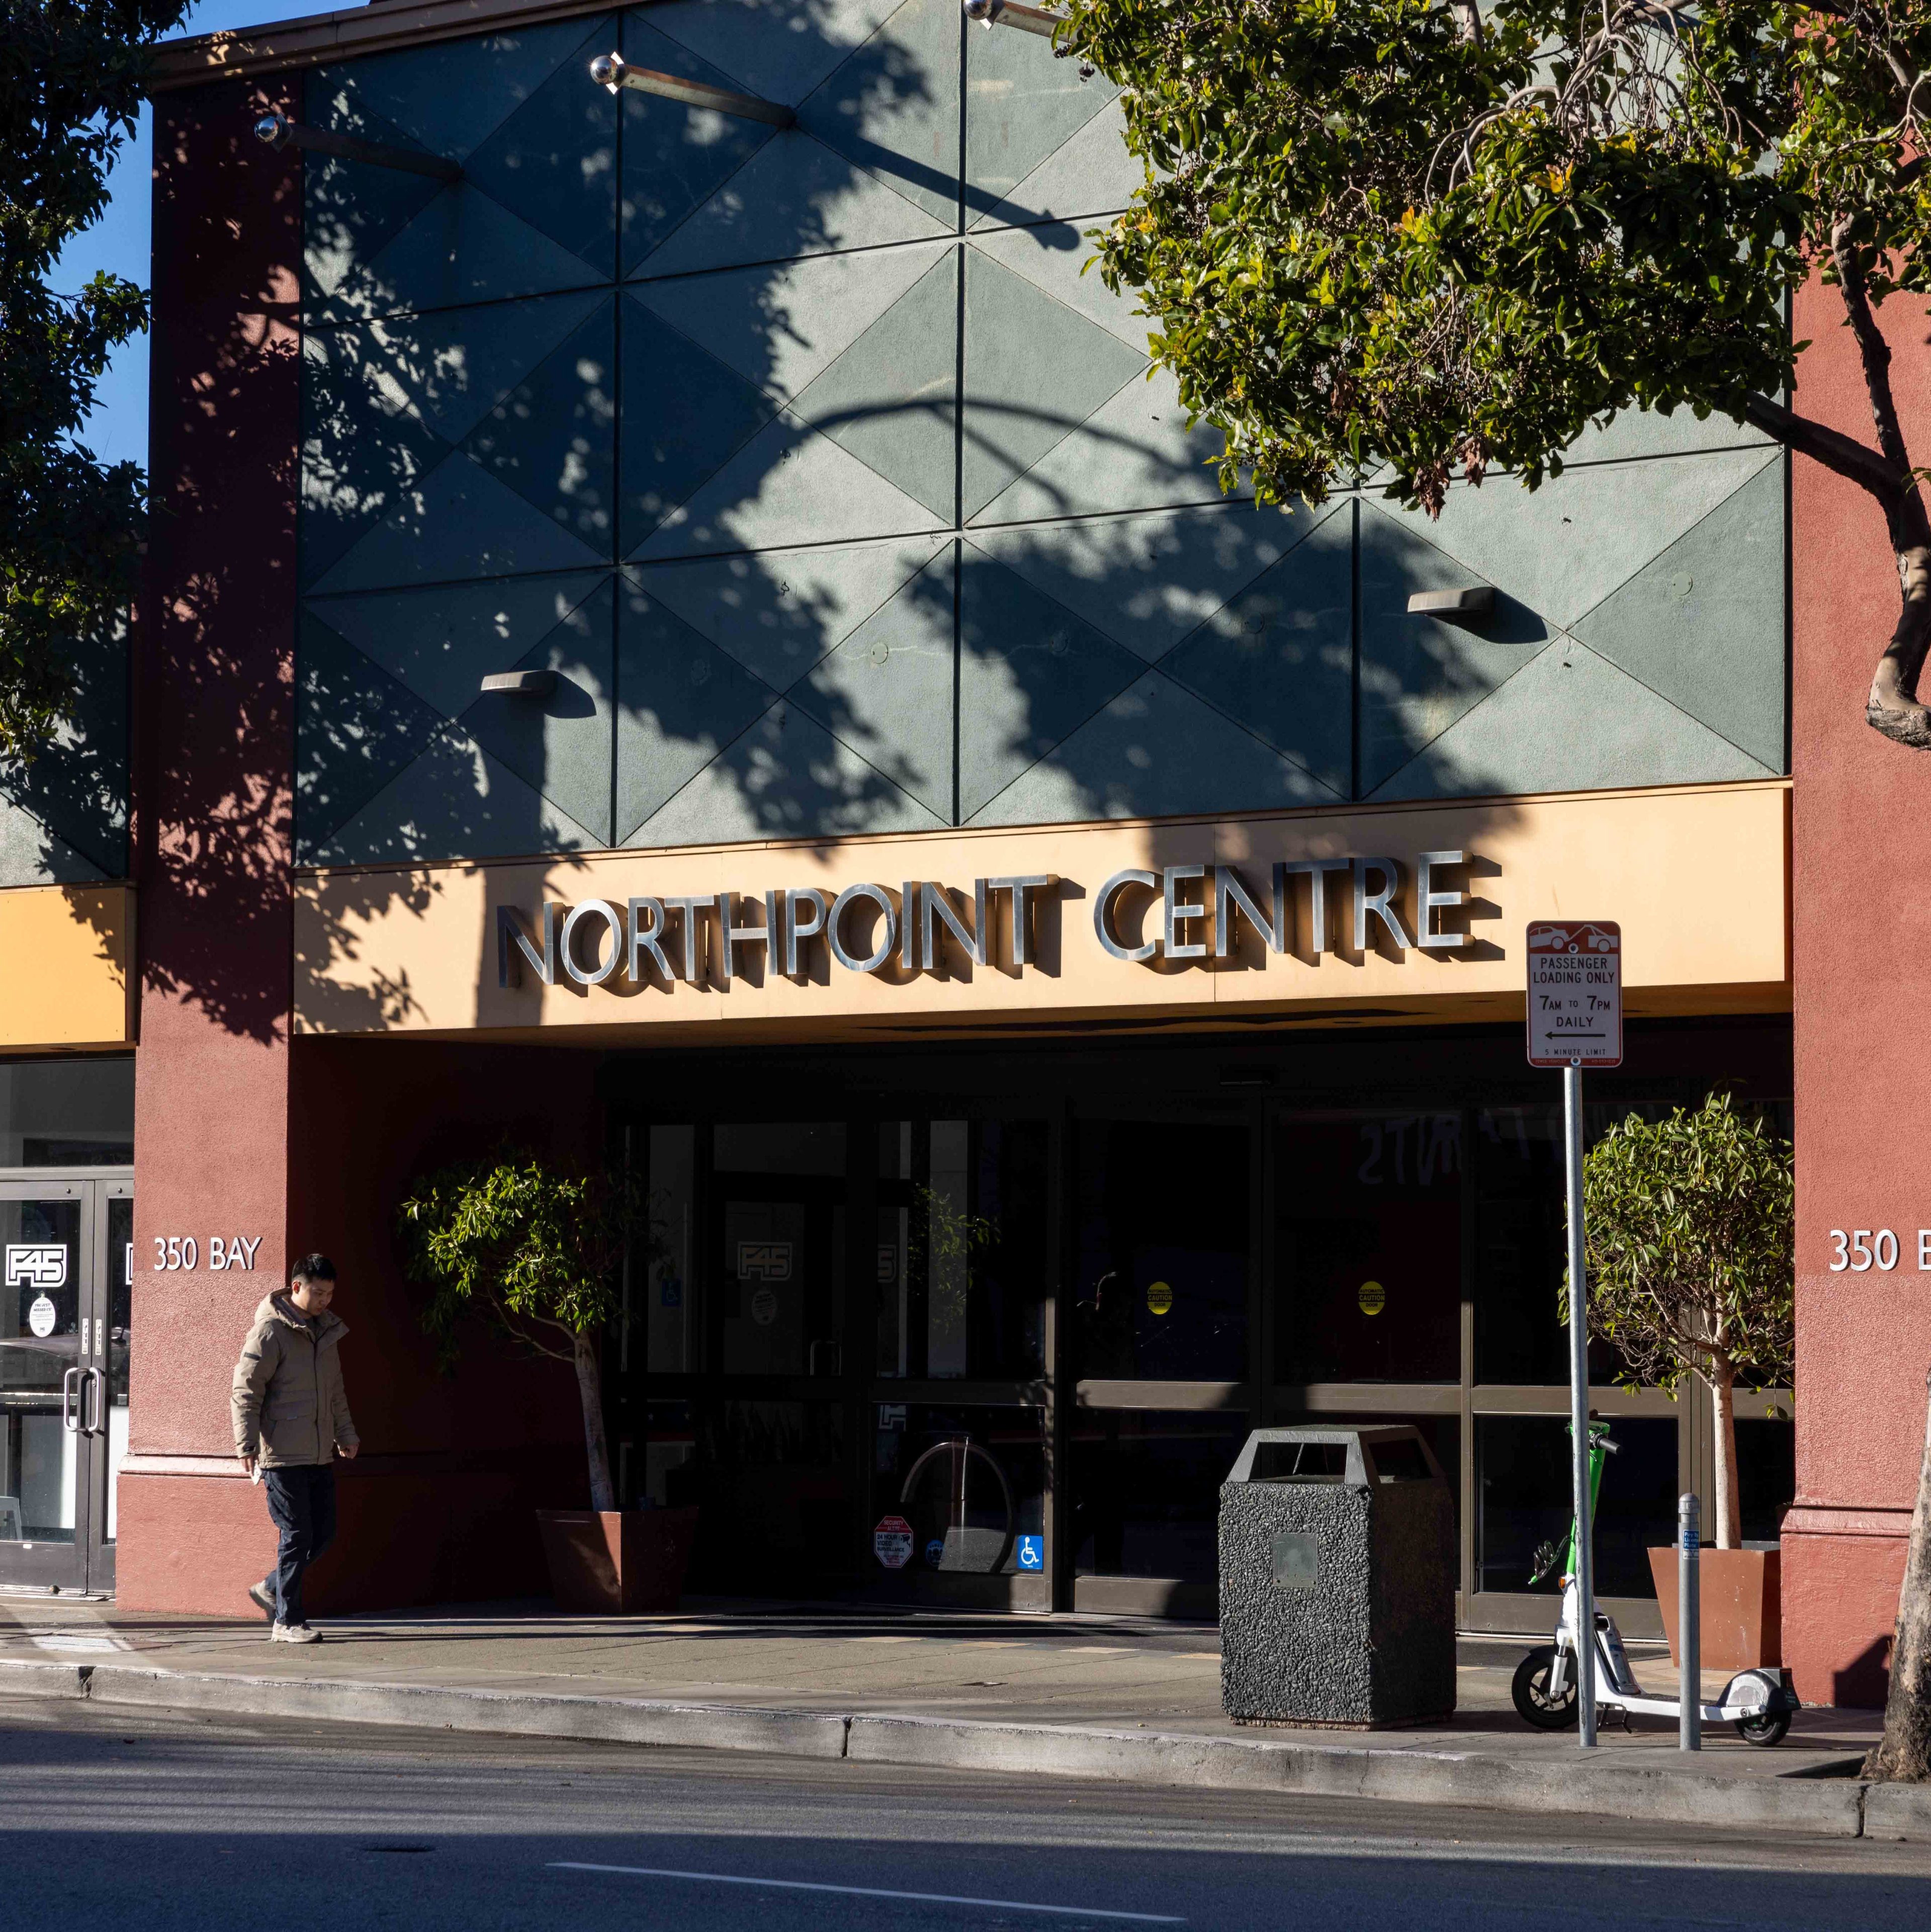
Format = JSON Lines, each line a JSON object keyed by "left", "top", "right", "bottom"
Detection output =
{"left": 963, "top": 23, "right": 1118, "bottom": 226}
{"left": 296, "top": 610, "right": 447, "bottom": 855}
{"left": 618, "top": 16, "right": 780, "bottom": 274}
{"left": 956, "top": 550, "right": 1147, "bottom": 821}
{"left": 461, "top": 298, "right": 617, "bottom": 556}
{"left": 644, "top": 0, "right": 902, "bottom": 107}
{"left": 618, "top": 295, "right": 782, "bottom": 556}
{"left": 636, "top": 129, "right": 951, "bottom": 278}
{"left": 309, "top": 449, "right": 606, "bottom": 595}
{"left": 967, "top": 667, "right": 1342, "bottom": 826}
{"left": 1357, "top": 497, "right": 1552, "bottom": 798}
{"left": 1557, "top": 399, "right": 1774, "bottom": 470}
{"left": 967, "top": 223, "right": 1150, "bottom": 352}
{"left": 961, "top": 246, "right": 1148, "bottom": 520}
{"left": 0, "top": 624, "right": 129, "bottom": 880}
{"left": 625, "top": 697, "right": 946, "bottom": 849}
{"left": 635, "top": 406, "right": 946, "bottom": 559}
{"left": 792, "top": 547, "right": 958, "bottom": 822}
{"left": 1400, "top": 447, "right": 1779, "bottom": 636}
{"left": 0, "top": 799, "right": 107, "bottom": 887}
{"left": 971, "top": 94, "right": 1142, "bottom": 232}
{"left": 1368, "top": 636, "right": 1776, "bottom": 803}
{"left": 964, "top": 501, "right": 1302, "bottom": 663}
{"left": 311, "top": 717, "right": 602, "bottom": 867}
{"left": 1160, "top": 512, "right": 1355, "bottom": 797}
{"left": 1572, "top": 461, "right": 1787, "bottom": 771}
{"left": 628, "top": 536, "right": 948, "bottom": 690}
{"left": 969, "top": 361, "right": 1228, "bottom": 525}
{"left": 466, "top": 24, "right": 620, "bottom": 278}
{"left": 616, "top": 577, "right": 779, "bottom": 840}
{"left": 795, "top": 0, "right": 962, "bottom": 229}
{"left": 459, "top": 576, "right": 617, "bottom": 846}
{"left": 306, "top": 572, "right": 609, "bottom": 723}
{"left": 792, "top": 250, "right": 959, "bottom": 523}
{"left": 630, "top": 243, "right": 945, "bottom": 404}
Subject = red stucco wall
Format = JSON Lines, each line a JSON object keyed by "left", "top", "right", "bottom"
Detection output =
{"left": 1785, "top": 278, "right": 1931, "bottom": 1704}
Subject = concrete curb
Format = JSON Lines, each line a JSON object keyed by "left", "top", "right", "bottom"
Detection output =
{"left": 2, "top": 1656, "right": 1912, "bottom": 1839}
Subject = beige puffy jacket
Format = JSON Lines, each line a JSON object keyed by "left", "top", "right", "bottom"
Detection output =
{"left": 231, "top": 1294, "right": 358, "bottom": 1468}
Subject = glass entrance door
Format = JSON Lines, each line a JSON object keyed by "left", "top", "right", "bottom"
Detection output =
{"left": 0, "top": 1179, "right": 129, "bottom": 1593}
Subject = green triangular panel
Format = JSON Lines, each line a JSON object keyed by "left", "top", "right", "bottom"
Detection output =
{"left": 1572, "top": 462, "right": 1786, "bottom": 769}
{"left": 970, "top": 96, "right": 1142, "bottom": 232}
{"left": 301, "top": 87, "right": 445, "bottom": 316}
{"left": 963, "top": 17, "right": 1119, "bottom": 224}
{"left": 966, "top": 225, "right": 1148, "bottom": 351}
{"left": 0, "top": 799, "right": 107, "bottom": 886}
{"left": 615, "top": 575, "right": 779, "bottom": 838}
{"left": 308, "top": 571, "right": 608, "bottom": 721}
{"left": 310, "top": 450, "right": 605, "bottom": 595}
{"left": 792, "top": 251, "right": 958, "bottom": 522}
{"left": 643, "top": 0, "right": 902, "bottom": 107}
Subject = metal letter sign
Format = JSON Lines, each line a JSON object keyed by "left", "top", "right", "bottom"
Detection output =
{"left": 1526, "top": 921, "right": 1622, "bottom": 1068}
{"left": 5, "top": 1244, "right": 67, "bottom": 1290}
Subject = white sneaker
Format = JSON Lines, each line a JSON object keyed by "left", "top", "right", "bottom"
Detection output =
{"left": 272, "top": 1622, "right": 322, "bottom": 1645}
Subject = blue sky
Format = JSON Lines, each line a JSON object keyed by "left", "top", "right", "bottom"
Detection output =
{"left": 56, "top": 1, "right": 293, "bottom": 469}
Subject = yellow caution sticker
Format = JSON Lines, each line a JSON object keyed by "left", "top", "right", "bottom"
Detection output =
{"left": 1357, "top": 1279, "right": 1386, "bottom": 1316}
{"left": 1146, "top": 1280, "right": 1173, "bottom": 1316}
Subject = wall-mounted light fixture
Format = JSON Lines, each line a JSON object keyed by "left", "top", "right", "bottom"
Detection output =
{"left": 962, "top": 0, "right": 1066, "bottom": 36}
{"left": 479, "top": 669, "right": 556, "bottom": 698}
{"left": 588, "top": 53, "right": 795, "bottom": 128}
{"left": 1406, "top": 585, "right": 1496, "bottom": 619}
{"left": 252, "top": 110, "right": 461, "bottom": 181}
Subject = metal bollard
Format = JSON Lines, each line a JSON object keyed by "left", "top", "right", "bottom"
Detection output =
{"left": 1679, "top": 1492, "right": 1701, "bottom": 1751}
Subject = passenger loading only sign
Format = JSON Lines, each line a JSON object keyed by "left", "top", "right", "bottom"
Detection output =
{"left": 1526, "top": 920, "right": 1623, "bottom": 1067}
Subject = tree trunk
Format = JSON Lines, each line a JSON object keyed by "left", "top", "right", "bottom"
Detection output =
{"left": 1865, "top": 1365, "right": 1931, "bottom": 1782}
{"left": 572, "top": 1330, "right": 616, "bottom": 1513}
{"left": 1710, "top": 1367, "right": 1741, "bottom": 1550}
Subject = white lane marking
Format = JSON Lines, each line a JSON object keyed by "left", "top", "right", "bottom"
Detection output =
{"left": 548, "top": 1861, "right": 1185, "bottom": 1922}
{"left": 28, "top": 1633, "right": 126, "bottom": 1654}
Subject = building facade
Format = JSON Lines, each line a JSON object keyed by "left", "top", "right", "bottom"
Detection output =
{"left": 0, "top": 0, "right": 1895, "bottom": 1695}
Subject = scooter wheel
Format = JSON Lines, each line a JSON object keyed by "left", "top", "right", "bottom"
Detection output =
{"left": 1734, "top": 1712, "right": 1791, "bottom": 1747}
{"left": 1512, "top": 1645, "right": 1579, "bottom": 1730}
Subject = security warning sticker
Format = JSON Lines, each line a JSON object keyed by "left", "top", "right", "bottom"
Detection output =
{"left": 1526, "top": 920, "right": 1622, "bottom": 1068}
{"left": 873, "top": 1515, "right": 915, "bottom": 1570}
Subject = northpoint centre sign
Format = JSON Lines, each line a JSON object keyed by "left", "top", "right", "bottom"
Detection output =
{"left": 497, "top": 852, "right": 1477, "bottom": 991}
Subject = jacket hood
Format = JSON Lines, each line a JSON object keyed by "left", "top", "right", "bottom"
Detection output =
{"left": 254, "top": 1291, "right": 348, "bottom": 1343}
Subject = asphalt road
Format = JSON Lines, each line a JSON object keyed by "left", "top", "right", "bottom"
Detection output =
{"left": 1, "top": 1696, "right": 1926, "bottom": 1930}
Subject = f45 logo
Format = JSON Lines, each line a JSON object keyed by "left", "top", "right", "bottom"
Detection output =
{"left": 6, "top": 1244, "right": 67, "bottom": 1290}
{"left": 736, "top": 1241, "right": 793, "bottom": 1283}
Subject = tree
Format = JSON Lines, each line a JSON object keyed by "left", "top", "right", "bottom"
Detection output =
{"left": 1573, "top": 1095, "right": 1794, "bottom": 1550}
{"left": 2, "top": 0, "right": 189, "bottom": 761}
{"left": 1062, "top": 0, "right": 1931, "bottom": 748}
{"left": 396, "top": 1152, "right": 648, "bottom": 1514}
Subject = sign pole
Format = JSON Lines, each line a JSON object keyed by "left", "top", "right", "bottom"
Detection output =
{"left": 1563, "top": 1056, "right": 1598, "bottom": 1749}
{"left": 1526, "top": 917, "right": 1620, "bottom": 1754}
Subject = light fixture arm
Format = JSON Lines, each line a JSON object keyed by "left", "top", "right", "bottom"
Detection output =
{"left": 962, "top": 0, "right": 1065, "bottom": 37}
{"left": 252, "top": 110, "right": 461, "bottom": 181}
{"left": 588, "top": 53, "right": 795, "bottom": 128}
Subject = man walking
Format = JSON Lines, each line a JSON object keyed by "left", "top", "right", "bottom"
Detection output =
{"left": 231, "top": 1254, "right": 359, "bottom": 1643}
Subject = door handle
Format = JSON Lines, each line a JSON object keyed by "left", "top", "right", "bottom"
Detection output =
{"left": 61, "top": 1367, "right": 81, "bottom": 1434}
{"left": 82, "top": 1367, "right": 105, "bottom": 1436}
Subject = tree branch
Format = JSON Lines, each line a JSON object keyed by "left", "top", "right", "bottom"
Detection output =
{"left": 1742, "top": 392, "right": 1908, "bottom": 503}
{"left": 1832, "top": 218, "right": 1915, "bottom": 480}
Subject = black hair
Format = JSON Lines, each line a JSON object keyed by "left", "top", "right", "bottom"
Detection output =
{"left": 291, "top": 1253, "right": 337, "bottom": 1286}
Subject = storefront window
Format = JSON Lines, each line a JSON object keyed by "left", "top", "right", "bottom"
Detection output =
{"left": 1074, "top": 1122, "right": 1248, "bottom": 1380}
{"left": 713, "top": 1124, "right": 845, "bottom": 1378}
{"left": 1276, "top": 1115, "right": 1460, "bottom": 1382}
{"left": 1736, "top": 1411, "right": 1796, "bottom": 1545}
{"left": 0, "top": 1058, "right": 133, "bottom": 1166}
{"left": 870, "top": 1402, "right": 1045, "bottom": 1576}
{"left": 643, "top": 1126, "right": 695, "bottom": 1375}
{"left": 1069, "top": 1408, "right": 1249, "bottom": 1580}
{"left": 683, "top": 1399, "right": 847, "bottom": 1591}
{"left": 876, "top": 1119, "right": 1047, "bottom": 1380}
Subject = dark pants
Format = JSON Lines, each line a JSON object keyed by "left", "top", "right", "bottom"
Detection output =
{"left": 262, "top": 1464, "right": 337, "bottom": 1627}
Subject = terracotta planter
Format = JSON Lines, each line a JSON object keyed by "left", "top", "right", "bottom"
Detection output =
{"left": 1646, "top": 1545, "right": 1781, "bottom": 1672}
{"left": 536, "top": 1506, "right": 699, "bottom": 1614}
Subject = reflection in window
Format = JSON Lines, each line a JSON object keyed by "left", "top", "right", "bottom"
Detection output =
{"left": 644, "top": 1126, "right": 695, "bottom": 1375}
{"left": 877, "top": 1120, "right": 1046, "bottom": 1380}
{"left": 1276, "top": 1116, "right": 1460, "bottom": 1382}
{"left": 1070, "top": 1409, "right": 1249, "bottom": 1581}
{"left": 1075, "top": 1122, "right": 1248, "bottom": 1381}
{"left": 1735, "top": 1413, "right": 1795, "bottom": 1546}
{"left": 683, "top": 1400, "right": 847, "bottom": 1592}
{"left": 871, "top": 1403, "right": 1045, "bottom": 1575}
{"left": 712, "top": 1126, "right": 845, "bottom": 1378}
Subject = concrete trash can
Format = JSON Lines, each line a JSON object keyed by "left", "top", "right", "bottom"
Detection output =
{"left": 1219, "top": 1426, "right": 1455, "bottom": 1728}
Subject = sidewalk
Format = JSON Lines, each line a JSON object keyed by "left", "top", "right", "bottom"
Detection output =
{"left": 1, "top": 1593, "right": 1920, "bottom": 1841}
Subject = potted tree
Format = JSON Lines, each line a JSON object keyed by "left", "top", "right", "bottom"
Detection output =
{"left": 1577, "top": 1095, "right": 1794, "bottom": 1671}
{"left": 397, "top": 1150, "right": 696, "bottom": 1614}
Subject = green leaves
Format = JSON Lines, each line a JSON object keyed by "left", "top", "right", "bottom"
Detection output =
{"left": 1574, "top": 1094, "right": 1794, "bottom": 1397}
{"left": 1, "top": 1, "right": 192, "bottom": 761}
{"left": 1060, "top": 0, "right": 1923, "bottom": 517}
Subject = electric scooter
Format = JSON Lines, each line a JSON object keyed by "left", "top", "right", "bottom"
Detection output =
{"left": 1510, "top": 1421, "right": 1800, "bottom": 1747}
